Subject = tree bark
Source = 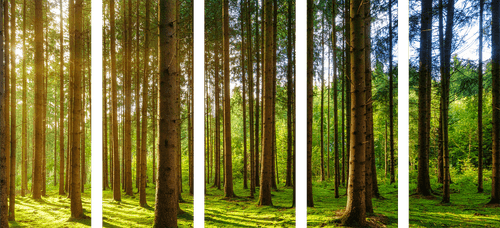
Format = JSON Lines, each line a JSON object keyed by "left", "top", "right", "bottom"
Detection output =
{"left": 247, "top": 0, "right": 255, "bottom": 196}
{"left": 489, "top": 0, "right": 500, "bottom": 205}
{"left": 154, "top": 0, "right": 179, "bottom": 225}
{"left": 22, "top": 0, "right": 28, "bottom": 197}
{"left": 478, "top": 0, "right": 484, "bottom": 194}
{"left": 223, "top": 0, "right": 234, "bottom": 198}
{"left": 364, "top": 0, "right": 373, "bottom": 213}
{"left": 259, "top": 0, "right": 274, "bottom": 206}
{"left": 70, "top": 0, "right": 84, "bottom": 218}
{"left": 140, "top": 0, "right": 150, "bottom": 207}
{"left": 9, "top": 0, "right": 16, "bottom": 219}
{"left": 307, "top": 0, "right": 314, "bottom": 208}
{"left": 417, "top": 0, "right": 433, "bottom": 196}
{"left": 340, "top": 0, "right": 366, "bottom": 225}
{"left": 0, "top": 1, "right": 7, "bottom": 224}
{"left": 332, "top": 0, "right": 339, "bottom": 199}
{"left": 389, "top": 0, "right": 395, "bottom": 185}
{"left": 110, "top": 0, "right": 121, "bottom": 201}
{"left": 33, "top": 0, "right": 43, "bottom": 200}
{"left": 286, "top": 0, "right": 293, "bottom": 188}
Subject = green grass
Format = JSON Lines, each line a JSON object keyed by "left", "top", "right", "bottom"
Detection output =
{"left": 21, "top": 172, "right": 500, "bottom": 227}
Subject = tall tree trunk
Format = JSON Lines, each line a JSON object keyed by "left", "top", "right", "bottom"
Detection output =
{"left": 140, "top": 0, "right": 150, "bottom": 207}
{"left": 110, "top": 0, "right": 121, "bottom": 201}
{"left": 488, "top": 0, "right": 500, "bottom": 205}
{"left": 271, "top": 0, "right": 278, "bottom": 190}
{"left": 341, "top": 0, "right": 366, "bottom": 225}
{"left": 59, "top": 0, "right": 66, "bottom": 195}
{"left": 22, "top": 0, "right": 28, "bottom": 197}
{"left": 286, "top": 0, "right": 293, "bottom": 188}
{"left": 223, "top": 0, "right": 234, "bottom": 198}
{"left": 0, "top": 1, "right": 8, "bottom": 225}
{"left": 4, "top": 0, "right": 10, "bottom": 200}
{"left": 33, "top": 0, "right": 43, "bottom": 200}
{"left": 103, "top": 13, "right": 109, "bottom": 190}
{"left": 478, "top": 0, "right": 484, "bottom": 194}
{"left": 388, "top": 0, "right": 395, "bottom": 185}
{"left": 417, "top": 0, "right": 433, "bottom": 196}
{"left": 70, "top": 0, "right": 84, "bottom": 218}
{"left": 155, "top": 0, "right": 179, "bottom": 225}
{"left": 9, "top": 0, "right": 16, "bottom": 219}
{"left": 241, "top": 0, "right": 248, "bottom": 190}
{"left": 344, "top": 0, "right": 351, "bottom": 191}
{"left": 259, "top": 0, "right": 274, "bottom": 206}
{"left": 332, "top": 0, "right": 339, "bottom": 199}
{"left": 214, "top": 16, "right": 221, "bottom": 189}
{"left": 364, "top": 0, "right": 373, "bottom": 213}
{"left": 135, "top": 0, "right": 141, "bottom": 190}
{"left": 254, "top": 0, "right": 261, "bottom": 187}
{"left": 247, "top": 0, "right": 255, "bottom": 196}
{"left": 124, "top": 0, "right": 133, "bottom": 197}
{"left": 441, "top": 0, "right": 454, "bottom": 204}
{"left": 306, "top": 0, "right": 314, "bottom": 208}
{"left": 320, "top": 13, "right": 325, "bottom": 182}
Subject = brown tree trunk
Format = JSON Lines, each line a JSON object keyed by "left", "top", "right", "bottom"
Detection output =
{"left": 241, "top": 0, "right": 248, "bottom": 190}
{"left": 417, "top": 0, "right": 433, "bottom": 196}
{"left": 307, "top": 0, "right": 314, "bottom": 208}
{"left": 320, "top": 13, "right": 325, "bottom": 182}
{"left": 259, "top": 0, "right": 274, "bottom": 206}
{"left": 488, "top": 0, "right": 500, "bottom": 205}
{"left": 344, "top": 0, "right": 351, "bottom": 190}
{"left": 124, "top": 0, "right": 133, "bottom": 197}
{"left": 33, "top": 0, "right": 43, "bottom": 200}
{"left": 4, "top": 0, "right": 10, "bottom": 200}
{"left": 140, "top": 0, "right": 150, "bottom": 207}
{"left": 135, "top": 0, "right": 141, "bottom": 191}
{"left": 22, "top": 0, "right": 28, "bottom": 197}
{"left": 389, "top": 0, "right": 395, "bottom": 185}
{"left": 59, "top": 0, "right": 66, "bottom": 195}
{"left": 340, "top": 0, "right": 366, "bottom": 225}
{"left": 332, "top": 0, "right": 339, "bottom": 199}
{"left": 254, "top": 0, "right": 261, "bottom": 187}
{"left": 0, "top": 1, "right": 8, "bottom": 225}
{"left": 9, "top": 0, "right": 16, "bottom": 220}
{"left": 110, "top": 0, "right": 121, "bottom": 201}
{"left": 285, "top": 0, "right": 293, "bottom": 188}
{"left": 223, "top": 0, "right": 234, "bottom": 198}
{"left": 247, "top": 0, "right": 255, "bottom": 196}
{"left": 364, "top": 0, "right": 373, "bottom": 213}
{"left": 478, "top": 0, "right": 484, "bottom": 194}
{"left": 154, "top": 0, "right": 179, "bottom": 225}
{"left": 70, "top": 0, "right": 84, "bottom": 218}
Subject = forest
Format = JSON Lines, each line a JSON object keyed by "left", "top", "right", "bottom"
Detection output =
{"left": 11, "top": 0, "right": 500, "bottom": 227}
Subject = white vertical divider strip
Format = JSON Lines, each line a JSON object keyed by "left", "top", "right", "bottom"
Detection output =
{"left": 296, "top": 0, "right": 306, "bottom": 226}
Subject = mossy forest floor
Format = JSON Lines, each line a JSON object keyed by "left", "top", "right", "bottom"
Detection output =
{"left": 13, "top": 172, "right": 500, "bottom": 227}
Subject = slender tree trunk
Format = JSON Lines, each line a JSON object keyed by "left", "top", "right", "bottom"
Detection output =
{"left": 364, "top": 0, "right": 373, "bottom": 213}
{"left": 478, "top": 0, "right": 484, "bottom": 194}
{"left": 254, "top": 0, "right": 261, "bottom": 187}
{"left": 241, "top": 0, "right": 248, "bottom": 190}
{"left": 4, "top": 0, "right": 10, "bottom": 200}
{"left": 223, "top": 0, "right": 234, "bottom": 198}
{"left": 332, "top": 0, "right": 339, "bottom": 199}
{"left": 214, "top": 18, "right": 221, "bottom": 189}
{"left": 70, "top": 0, "right": 84, "bottom": 218}
{"left": 139, "top": 0, "right": 150, "bottom": 207}
{"left": 306, "top": 0, "right": 314, "bottom": 208}
{"left": 22, "top": 0, "right": 28, "bottom": 197}
{"left": 441, "top": 0, "right": 454, "bottom": 204}
{"left": 259, "top": 0, "right": 274, "bottom": 206}
{"left": 320, "top": 13, "right": 325, "bottom": 182}
{"left": 488, "top": 0, "right": 500, "bottom": 205}
{"left": 417, "top": 0, "right": 433, "bottom": 196}
{"left": 341, "top": 0, "right": 367, "bottom": 225}
{"left": 110, "top": 0, "right": 121, "bottom": 201}
{"left": 0, "top": 1, "right": 8, "bottom": 225}
{"left": 103, "top": 13, "right": 109, "bottom": 190}
{"left": 135, "top": 0, "right": 141, "bottom": 191}
{"left": 389, "top": 0, "right": 395, "bottom": 185}
{"left": 344, "top": 0, "right": 351, "bottom": 191}
{"left": 286, "top": 0, "right": 293, "bottom": 187}
{"left": 247, "top": 0, "right": 255, "bottom": 196}
{"left": 59, "top": 0, "right": 66, "bottom": 195}
{"left": 9, "top": 0, "right": 16, "bottom": 220}
{"left": 33, "top": 0, "right": 43, "bottom": 200}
